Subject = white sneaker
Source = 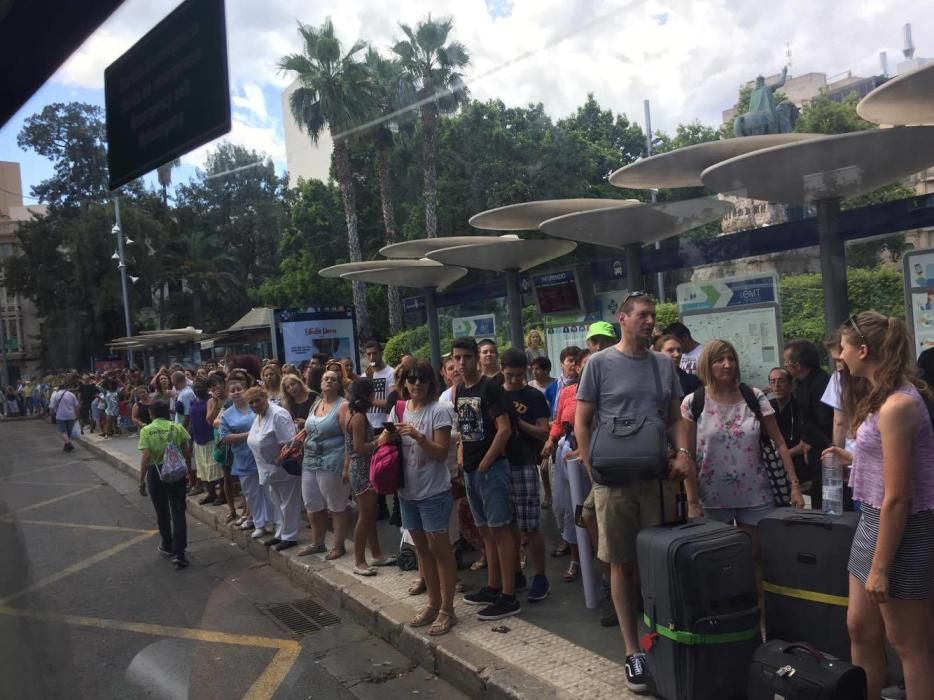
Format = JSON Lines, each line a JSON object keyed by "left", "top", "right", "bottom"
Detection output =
{"left": 250, "top": 528, "right": 266, "bottom": 539}
{"left": 263, "top": 524, "right": 276, "bottom": 533}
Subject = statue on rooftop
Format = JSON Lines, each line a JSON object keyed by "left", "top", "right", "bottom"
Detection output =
{"left": 733, "top": 66, "right": 799, "bottom": 137}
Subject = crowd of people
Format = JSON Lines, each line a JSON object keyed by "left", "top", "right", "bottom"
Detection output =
{"left": 30, "top": 294, "right": 934, "bottom": 698}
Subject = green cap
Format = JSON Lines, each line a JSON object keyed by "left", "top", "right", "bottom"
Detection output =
{"left": 586, "top": 321, "right": 616, "bottom": 341}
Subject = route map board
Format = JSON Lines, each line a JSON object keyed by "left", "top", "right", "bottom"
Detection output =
{"left": 903, "top": 248, "right": 934, "bottom": 355}
{"left": 677, "top": 274, "right": 782, "bottom": 389}
{"left": 543, "top": 291, "right": 625, "bottom": 361}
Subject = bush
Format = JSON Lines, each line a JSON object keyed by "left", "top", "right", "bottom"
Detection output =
{"left": 656, "top": 302, "right": 679, "bottom": 331}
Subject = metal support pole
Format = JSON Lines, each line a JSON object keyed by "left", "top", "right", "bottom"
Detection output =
{"left": 644, "top": 99, "right": 665, "bottom": 302}
{"left": 0, "top": 290, "right": 9, "bottom": 389}
{"left": 505, "top": 269, "right": 524, "bottom": 351}
{"left": 114, "top": 197, "right": 134, "bottom": 367}
{"left": 816, "top": 197, "right": 848, "bottom": 332}
{"left": 425, "top": 288, "right": 442, "bottom": 371}
{"left": 625, "top": 243, "right": 644, "bottom": 293}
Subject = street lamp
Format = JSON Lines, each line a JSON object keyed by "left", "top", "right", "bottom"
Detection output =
{"left": 112, "top": 197, "right": 134, "bottom": 366}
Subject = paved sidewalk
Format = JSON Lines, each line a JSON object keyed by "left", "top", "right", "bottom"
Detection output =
{"left": 80, "top": 430, "right": 639, "bottom": 699}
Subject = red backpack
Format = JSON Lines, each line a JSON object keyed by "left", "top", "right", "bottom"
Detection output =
{"left": 369, "top": 400, "right": 406, "bottom": 495}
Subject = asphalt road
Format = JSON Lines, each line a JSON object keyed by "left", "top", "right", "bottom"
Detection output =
{"left": 0, "top": 419, "right": 466, "bottom": 700}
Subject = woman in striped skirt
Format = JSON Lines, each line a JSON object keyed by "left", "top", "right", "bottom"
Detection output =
{"left": 839, "top": 311, "right": 934, "bottom": 700}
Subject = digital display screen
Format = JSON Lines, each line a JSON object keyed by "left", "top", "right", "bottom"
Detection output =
{"left": 533, "top": 270, "right": 583, "bottom": 315}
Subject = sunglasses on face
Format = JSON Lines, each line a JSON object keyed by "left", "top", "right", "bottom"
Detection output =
{"left": 406, "top": 375, "right": 429, "bottom": 384}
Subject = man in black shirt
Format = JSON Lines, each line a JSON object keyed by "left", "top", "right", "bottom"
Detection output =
{"left": 501, "top": 349, "right": 551, "bottom": 603}
{"left": 78, "top": 376, "right": 99, "bottom": 434}
{"left": 452, "top": 337, "right": 517, "bottom": 620}
{"left": 783, "top": 340, "right": 833, "bottom": 508}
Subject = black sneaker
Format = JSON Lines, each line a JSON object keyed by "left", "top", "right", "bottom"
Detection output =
{"left": 514, "top": 572, "right": 528, "bottom": 593}
{"left": 171, "top": 555, "right": 189, "bottom": 569}
{"left": 64, "top": 442, "right": 74, "bottom": 452}
{"left": 624, "top": 653, "right": 649, "bottom": 693}
{"left": 463, "top": 586, "right": 501, "bottom": 606}
{"left": 477, "top": 595, "right": 521, "bottom": 621}
{"left": 599, "top": 596, "right": 618, "bottom": 627}
{"left": 157, "top": 545, "right": 172, "bottom": 558}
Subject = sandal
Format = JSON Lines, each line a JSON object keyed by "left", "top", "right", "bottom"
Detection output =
{"left": 325, "top": 548, "right": 346, "bottom": 561}
{"left": 551, "top": 542, "right": 570, "bottom": 558}
{"left": 297, "top": 543, "right": 326, "bottom": 556}
{"left": 563, "top": 561, "right": 581, "bottom": 583}
{"left": 428, "top": 610, "right": 458, "bottom": 636}
{"left": 409, "top": 606, "right": 439, "bottom": 628}
{"left": 353, "top": 565, "right": 378, "bottom": 577}
{"left": 408, "top": 578, "right": 427, "bottom": 596}
{"left": 469, "top": 558, "right": 487, "bottom": 571}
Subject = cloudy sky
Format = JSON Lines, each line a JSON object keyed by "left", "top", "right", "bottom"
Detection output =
{"left": 1, "top": 0, "right": 932, "bottom": 200}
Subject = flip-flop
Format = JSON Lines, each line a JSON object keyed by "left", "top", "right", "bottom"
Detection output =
{"left": 370, "top": 556, "right": 397, "bottom": 567}
{"left": 353, "top": 565, "right": 378, "bottom": 577}
{"left": 469, "top": 559, "right": 487, "bottom": 571}
{"left": 297, "top": 544, "right": 326, "bottom": 556}
{"left": 325, "top": 548, "right": 346, "bottom": 561}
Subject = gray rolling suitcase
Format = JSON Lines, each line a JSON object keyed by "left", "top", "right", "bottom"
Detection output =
{"left": 758, "top": 509, "right": 859, "bottom": 660}
{"left": 638, "top": 518, "right": 760, "bottom": 700}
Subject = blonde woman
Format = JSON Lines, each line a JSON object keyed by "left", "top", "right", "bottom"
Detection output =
{"left": 261, "top": 364, "right": 284, "bottom": 405}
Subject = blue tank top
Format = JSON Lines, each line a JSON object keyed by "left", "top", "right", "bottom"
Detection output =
{"left": 303, "top": 398, "right": 346, "bottom": 473}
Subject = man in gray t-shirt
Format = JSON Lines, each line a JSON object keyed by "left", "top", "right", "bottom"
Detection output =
{"left": 575, "top": 293, "right": 694, "bottom": 694}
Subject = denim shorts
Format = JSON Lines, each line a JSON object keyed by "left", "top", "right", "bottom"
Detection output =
{"left": 703, "top": 502, "right": 774, "bottom": 527}
{"left": 400, "top": 490, "right": 454, "bottom": 534}
{"left": 56, "top": 418, "right": 76, "bottom": 435}
{"left": 464, "top": 458, "right": 513, "bottom": 528}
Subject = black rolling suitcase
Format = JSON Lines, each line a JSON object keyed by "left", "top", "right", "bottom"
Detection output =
{"left": 638, "top": 517, "right": 760, "bottom": 700}
{"left": 748, "top": 640, "right": 867, "bottom": 699}
{"left": 758, "top": 509, "right": 859, "bottom": 660}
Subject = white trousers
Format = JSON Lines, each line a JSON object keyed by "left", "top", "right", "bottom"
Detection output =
{"left": 264, "top": 474, "right": 303, "bottom": 542}
{"left": 239, "top": 471, "right": 273, "bottom": 529}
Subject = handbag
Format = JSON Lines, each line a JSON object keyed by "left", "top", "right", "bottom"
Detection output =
{"left": 748, "top": 640, "right": 867, "bottom": 700}
{"left": 589, "top": 354, "right": 669, "bottom": 486}
{"left": 690, "top": 384, "right": 792, "bottom": 507}
{"left": 276, "top": 428, "right": 306, "bottom": 477}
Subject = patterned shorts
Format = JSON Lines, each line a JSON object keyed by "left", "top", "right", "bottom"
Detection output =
{"left": 508, "top": 464, "right": 541, "bottom": 532}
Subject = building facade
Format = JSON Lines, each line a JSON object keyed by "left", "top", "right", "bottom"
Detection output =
{"left": 281, "top": 78, "right": 334, "bottom": 188}
{"left": 0, "top": 162, "right": 46, "bottom": 383}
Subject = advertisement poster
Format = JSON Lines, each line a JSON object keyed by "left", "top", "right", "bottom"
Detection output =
{"left": 274, "top": 307, "right": 359, "bottom": 371}
{"left": 904, "top": 250, "right": 934, "bottom": 355}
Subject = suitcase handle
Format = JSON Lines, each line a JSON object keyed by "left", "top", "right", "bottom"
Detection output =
{"left": 781, "top": 516, "right": 832, "bottom": 530}
{"left": 783, "top": 642, "right": 827, "bottom": 663}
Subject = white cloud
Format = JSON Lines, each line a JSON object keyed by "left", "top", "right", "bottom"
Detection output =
{"left": 47, "top": 0, "right": 934, "bottom": 164}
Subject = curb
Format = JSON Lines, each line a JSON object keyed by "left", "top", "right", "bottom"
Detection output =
{"left": 79, "top": 437, "right": 574, "bottom": 700}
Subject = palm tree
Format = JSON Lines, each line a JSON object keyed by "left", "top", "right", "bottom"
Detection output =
{"left": 156, "top": 158, "right": 181, "bottom": 206}
{"left": 392, "top": 15, "right": 470, "bottom": 238}
{"left": 167, "top": 230, "right": 241, "bottom": 329}
{"left": 363, "top": 49, "right": 414, "bottom": 334}
{"left": 279, "top": 19, "right": 372, "bottom": 338}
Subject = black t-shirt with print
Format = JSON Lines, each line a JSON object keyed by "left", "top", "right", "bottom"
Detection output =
{"left": 456, "top": 376, "right": 511, "bottom": 472}
{"left": 504, "top": 385, "right": 550, "bottom": 467}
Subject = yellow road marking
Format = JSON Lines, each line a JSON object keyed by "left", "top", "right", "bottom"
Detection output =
{"left": 244, "top": 645, "right": 302, "bottom": 699}
{"left": 1, "top": 519, "right": 153, "bottom": 534}
{"left": 12, "top": 485, "right": 102, "bottom": 514}
{"left": 0, "top": 606, "right": 299, "bottom": 651}
{"left": 0, "top": 531, "right": 156, "bottom": 606}
{"left": 0, "top": 461, "right": 87, "bottom": 481}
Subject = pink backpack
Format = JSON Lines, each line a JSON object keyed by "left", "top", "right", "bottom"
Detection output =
{"left": 369, "top": 400, "right": 406, "bottom": 495}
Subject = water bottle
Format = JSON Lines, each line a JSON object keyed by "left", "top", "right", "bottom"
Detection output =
{"left": 822, "top": 453, "right": 844, "bottom": 517}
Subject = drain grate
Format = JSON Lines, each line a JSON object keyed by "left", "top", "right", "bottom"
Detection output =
{"left": 259, "top": 598, "right": 341, "bottom": 637}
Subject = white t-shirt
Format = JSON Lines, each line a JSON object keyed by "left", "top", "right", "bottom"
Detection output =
{"left": 398, "top": 401, "right": 453, "bottom": 501}
{"left": 439, "top": 386, "right": 455, "bottom": 404}
{"left": 367, "top": 365, "right": 396, "bottom": 429}
{"left": 51, "top": 389, "right": 79, "bottom": 420}
{"left": 246, "top": 403, "right": 297, "bottom": 483}
{"left": 821, "top": 370, "right": 857, "bottom": 456}
{"left": 680, "top": 344, "right": 704, "bottom": 376}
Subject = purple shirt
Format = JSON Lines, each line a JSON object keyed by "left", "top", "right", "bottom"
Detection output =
{"left": 852, "top": 386, "right": 934, "bottom": 512}
{"left": 189, "top": 399, "right": 214, "bottom": 445}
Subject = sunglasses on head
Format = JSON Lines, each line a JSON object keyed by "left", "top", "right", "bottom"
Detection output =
{"left": 621, "top": 290, "right": 650, "bottom": 306}
{"left": 846, "top": 314, "right": 869, "bottom": 346}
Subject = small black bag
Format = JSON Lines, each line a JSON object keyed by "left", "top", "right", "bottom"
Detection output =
{"left": 748, "top": 640, "right": 867, "bottom": 700}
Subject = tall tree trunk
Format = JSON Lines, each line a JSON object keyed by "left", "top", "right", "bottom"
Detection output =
{"left": 332, "top": 135, "right": 372, "bottom": 340}
{"left": 191, "top": 288, "right": 204, "bottom": 330}
{"left": 421, "top": 103, "right": 438, "bottom": 239}
{"left": 374, "top": 140, "right": 403, "bottom": 335}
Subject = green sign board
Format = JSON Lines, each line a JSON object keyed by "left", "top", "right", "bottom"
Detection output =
{"left": 104, "top": 0, "right": 231, "bottom": 190}
{"left": 4, "top": 337, "right": 18, "bottom": 351}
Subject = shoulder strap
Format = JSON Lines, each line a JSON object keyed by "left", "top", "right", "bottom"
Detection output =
{"left": 648, "top": 353, "right": 663, "bottom": 415}
{"left": 395, "top": 399, "right": 406, "bottom": 423}
{"left": 738, "top": 383, "right": 763, "bottom": 419}
{"left": 690, "top": 386, "right": 706, "bottom": 421}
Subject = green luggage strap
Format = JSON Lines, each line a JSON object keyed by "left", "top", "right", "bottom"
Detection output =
{"left": 762, "top": 581, "right": 849, "bottom": 607}
{"left": 642, "top": 614, "right": 760, "bottom": 646}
